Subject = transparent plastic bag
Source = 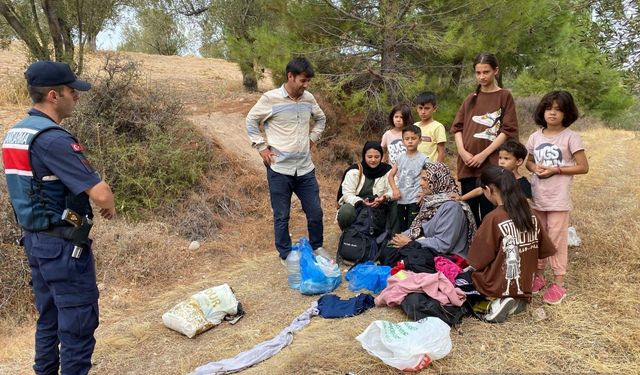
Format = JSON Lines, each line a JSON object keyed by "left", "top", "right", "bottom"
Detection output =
{"left": 317, "top": 255, "right": 341, "bottom": 278}
{"left": 356, "top": 318, "right": 452, "bottom": 371}
{"left": 298, "top": 237, "right": 342, "bottom": 295}
{"left": 345, "top": 261, "right": 391, "bottom": 293}
{"left": 568, "top": 226, "right": 582, "bottom": 247}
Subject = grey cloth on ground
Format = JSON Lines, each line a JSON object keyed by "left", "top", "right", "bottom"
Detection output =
{"left": 190, "top": 302, "right": 319, "bottom": 375}
{"left": 401, "top": 200, "right": 470, "bottom": 258}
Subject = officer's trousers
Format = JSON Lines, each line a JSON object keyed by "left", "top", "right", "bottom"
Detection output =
{"left": 24, "top": 231, "right": 99, "bottom": 375}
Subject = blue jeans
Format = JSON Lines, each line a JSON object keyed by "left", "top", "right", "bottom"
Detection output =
{"left": 24, "top": 232, "right": 99, "bottom": 375}
{"left": 267, "top": 167, "right": 323, "bottom": 259}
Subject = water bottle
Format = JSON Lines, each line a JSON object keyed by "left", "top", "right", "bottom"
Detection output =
{"left": 286, "top": 248, "right": 301, "bottom": 289}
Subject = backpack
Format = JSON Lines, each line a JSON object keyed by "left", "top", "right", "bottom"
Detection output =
{"left": 336, "top": 204, "right": 388, "bottom": 265}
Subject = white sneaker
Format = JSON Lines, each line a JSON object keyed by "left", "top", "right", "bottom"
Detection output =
{"left": 484, "top": 297, "right": 516, "bottom": 323}
{"left": 472, "top": 108, "right": 502, "bottom": 127}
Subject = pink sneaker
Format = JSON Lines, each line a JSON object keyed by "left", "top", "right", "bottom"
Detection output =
{"left": 543, "top": 283, "right": 567, "bottom": 305}
{"left": 532, "top": 274, "right": 546, "bottom": 294}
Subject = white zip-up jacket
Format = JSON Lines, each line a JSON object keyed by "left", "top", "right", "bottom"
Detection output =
{"left": 338, "top": 168, "right": 394, "bottom": 207}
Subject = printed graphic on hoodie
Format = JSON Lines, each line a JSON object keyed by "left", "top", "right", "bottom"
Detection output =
{"left": 497, "top": 218, "right": 539, "bottom": 295}
{"left": 472, "top": 108, "right": 502, "bottom": 141}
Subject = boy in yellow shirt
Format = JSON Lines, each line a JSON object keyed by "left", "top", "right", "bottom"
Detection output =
{"left": 414, "top": 91, "right": 446, "bottom": 162}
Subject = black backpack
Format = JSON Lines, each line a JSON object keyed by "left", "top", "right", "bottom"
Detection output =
{"left": 336, "top": 204, "right": 388, "bottom": 265}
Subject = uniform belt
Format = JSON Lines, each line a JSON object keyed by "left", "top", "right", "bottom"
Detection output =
{"left": 38, "top": 226, "right": 75, "bottom": 240}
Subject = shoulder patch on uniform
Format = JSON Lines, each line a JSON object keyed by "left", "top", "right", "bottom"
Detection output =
{"left": 71, "top": 143, "right": 85, "bottom": 152}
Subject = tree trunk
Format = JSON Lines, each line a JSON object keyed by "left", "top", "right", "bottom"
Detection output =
{"left": 450, "top": 57, "right": 464, "bottom": 91}
{"left": 42, "top": 0, "right": 75, "bottom": 68}
{"left": 0, "top": 1, "right": 49, "bottom": 60}
{"left": 86, "top": 33, "right": 98, "bottom": 52}
{"left": 240, "top": 60, "right": 258, "bottom": 92}
{"left": 60, "top": 14, "right": 75, "bottom": 66}
{"left": 29, "top": 0, "right": 47, "bottom": 51}
{"left": 76, "top": 0, "right": 84, "bottom": 74}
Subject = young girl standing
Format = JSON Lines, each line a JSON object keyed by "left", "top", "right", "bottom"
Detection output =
{"left": 381, "top": 104, "right": 413, "bottom": 164}
{"left": 526, "top": 91, "right": 589, "bottom": 305}
{"left": 465, "top": 166, "right": 556, "bottom": 323}
{"left": 451, "top": 53, "right": 519, "bottom": 226}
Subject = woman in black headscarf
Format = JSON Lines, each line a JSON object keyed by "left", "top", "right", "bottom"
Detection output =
{"left": 336, "top": 141, "right": 396, "bottom": 230}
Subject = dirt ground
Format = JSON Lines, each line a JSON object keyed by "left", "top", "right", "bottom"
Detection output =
{"left": 0, "top": 46, "right": 639, "bottom": 374}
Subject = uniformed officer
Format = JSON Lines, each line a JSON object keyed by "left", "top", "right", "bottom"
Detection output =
{"left": 2, "top": 61, "right": 116, "bottom": 375}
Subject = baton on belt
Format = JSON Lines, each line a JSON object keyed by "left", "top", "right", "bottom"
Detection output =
{"left": 61, "top": 209, "right": 93, "bottom": 258}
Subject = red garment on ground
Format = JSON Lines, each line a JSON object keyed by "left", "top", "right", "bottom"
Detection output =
{"left": 450, "top": 254, "right": 468, "bottom": 269}
{"left": 390, "top": 261, "right": 405, "bottom": 276}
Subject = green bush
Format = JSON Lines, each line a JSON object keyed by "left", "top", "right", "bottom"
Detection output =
{"left": 65, "top": 54, "right": 212, "bottom": 218}
{"left": 608, "top": 99, "right": 640, "bottom": 131}
{"left": 511, "top": 49, "right": 634, "bottom": 120}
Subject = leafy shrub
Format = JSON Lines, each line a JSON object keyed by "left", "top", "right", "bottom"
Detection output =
{"left": 65, "top": 54, "right": 213, "bottom": 218}
{"left": 608, "top": 99, "right": 640, "bottom": 131}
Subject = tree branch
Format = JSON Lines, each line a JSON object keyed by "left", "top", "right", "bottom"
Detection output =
{"left": 29, "top": 0, "right": 47, "bottom": 47}
{"left": 0, "top": 1, "right": 49, "bottom": 59}
{"left": 322, "top": 0, "right": 383, "bottom": 28}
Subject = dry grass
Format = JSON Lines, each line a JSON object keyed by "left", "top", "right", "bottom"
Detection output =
{"left": 88, "top": 50, "right": 273, "bottom": 115}
{"left": 1, "top": 46, "right": 639, "bottom": 374}
{"left": 0, "top": 43, "right": 36, "bottom": 107}
{"left": 0, "top": 75, "right": 30, "bottom": 107}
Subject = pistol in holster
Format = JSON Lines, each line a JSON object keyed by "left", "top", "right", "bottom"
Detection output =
{"left": 61, "top": 209, "right": 94, "bottom": 259}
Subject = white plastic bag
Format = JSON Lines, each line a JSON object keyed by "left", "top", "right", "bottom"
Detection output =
{"left": 356, "top": 318, "right": 452, "bottom": 371}
{"left": 162, "top": 283, "right": 239, "bottom": 338}
{"left": 568, "top": 226, "right": 582, "bottom": 247}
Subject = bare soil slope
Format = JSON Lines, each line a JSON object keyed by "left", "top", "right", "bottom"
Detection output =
{"left": 1, "top": 47, "right": 639, "bottom": 374}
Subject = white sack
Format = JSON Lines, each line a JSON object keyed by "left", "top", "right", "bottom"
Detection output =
{"left": 162, "top": 283, "right": 238, "bottom": 338}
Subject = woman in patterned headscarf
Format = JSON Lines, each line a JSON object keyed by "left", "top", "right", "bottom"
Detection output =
{"left": 388, "top": 162, "right": 477, "bottom": 258}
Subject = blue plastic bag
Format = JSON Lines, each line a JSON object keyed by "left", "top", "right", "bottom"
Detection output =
{"left": 345, "top": 261, "right": 391, "bottom": 294}
{"left": 298, "top": 238, "right": 342, "bottom": 295}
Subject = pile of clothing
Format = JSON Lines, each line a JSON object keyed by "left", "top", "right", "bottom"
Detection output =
{"left": 377, "top": 241, "right": 475, "bottom": 326}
